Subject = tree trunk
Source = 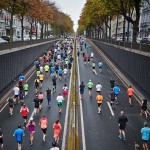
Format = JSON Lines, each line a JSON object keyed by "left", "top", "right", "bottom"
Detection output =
{"left": 132, "top": 22, "right": 139, "bottom": 42}
{"left": 21, "top": 15, "right": 24, "bottom": 41}
{"left": 44, "top": 23, "right": 46, "bottom": 39}
{"left": 109, "top": 16, "right": 111, "bottom": 39}
{"left": 40, "top": 22, "right": 44, "bottom": 39}
{"left": 47, "top": 24, "right": 48, "bottom": 39}
{"left": 123, "top": 17, "right": 126, "bottom": 41}
{"left": 10, "top": 11, "right": 14, "bottom": 42}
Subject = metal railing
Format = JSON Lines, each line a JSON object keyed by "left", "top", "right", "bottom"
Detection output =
{"left": 90, "top": 38, "right": 150, "bottom": 52}
{"left": 0, "top": 38, "right": 56, "bottom": 51}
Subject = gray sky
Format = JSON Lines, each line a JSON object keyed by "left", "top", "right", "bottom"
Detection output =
{"left": 53, "top": 0, "right": 86, "bottom": 32}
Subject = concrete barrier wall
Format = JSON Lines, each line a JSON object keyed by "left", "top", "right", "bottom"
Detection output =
{"left": 0, "top": 41, "right": 55, "bottom": 93}
{"left": 92, "top": 40, "right": 150, "bottom": 96}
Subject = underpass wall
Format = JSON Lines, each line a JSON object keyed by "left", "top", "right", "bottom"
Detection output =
{"left": 0, "top": 41, "right": 55, "bottom": 93}
{"left": 92, "top": 40, "right": 150, "bottom": 96}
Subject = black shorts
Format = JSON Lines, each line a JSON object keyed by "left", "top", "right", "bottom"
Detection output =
{"left": 97, "top": 91, "right": 101, "bottom": 94}
{"left": 142, "top": 139, "right": 148, "bottom": 143}
{"left": 35, "top": 85, "right": 39, "bottom": 89}
{"left": 9, "top": 104, "right": 14, "bottom": 108}
{"left": 42, "top": 128, "right": 47, "bottom": 134}
{"left": 40, "top": 99, "right": 43, "bottom": 104}
{"left": 40, "top": 80, "right": 43, "bottom": 83}
{"left": 17, "top": 141, "right": 22, "bottom": 144}
{"left": 119, "top": 125, "right": 126, "bottom": 130}
{"left": 128, "top": 95, "right": 132, "bottom": 98}
{"left": 0, "top": 138, "right": 3, "bottom": 144}
{"left": 92, "top": 67, "right": 95, "bottom": 69}
{"left": 35, "top": 105, "right": 39, "bottom": 108}
{"left": 59, "top": 74, "right": 62, "bottom": 76}
{"left": 14, "top": 95, "right": 18, "bottom": 98}
{"left": 45, "top": 71, "right": 48, "bottom": 73}
{"left": 23, "top": 116, "right": 27, "bottom": 119}
{"left": 88, "top": 88, "right": 92, "bottom": 90}
{"left": 97, "top": 103, "right": 102, "bottom": 107}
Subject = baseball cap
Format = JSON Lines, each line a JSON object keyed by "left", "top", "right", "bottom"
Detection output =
{"left": 89, "top": 79, "right": 91, "bottom": 82}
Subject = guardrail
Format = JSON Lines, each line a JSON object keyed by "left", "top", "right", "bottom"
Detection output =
{"left": 0, "top": 38, "right": 56, "bottom": 51}
{"left": 90, "top": 38, "right": 150, "bottom": 52}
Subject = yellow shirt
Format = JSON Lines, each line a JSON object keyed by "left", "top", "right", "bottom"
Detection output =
{"left": 39, "top": 74, "right": 44, "bottom": 81}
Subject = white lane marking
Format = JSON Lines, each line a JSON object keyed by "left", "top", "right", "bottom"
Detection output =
{"left": 77, "top": 45, "right": 86, "bottom": 150}
{"left": 61, "top": 51, "right": 73, "bottom": 150}
{"left": 107, "top": 102, "right": 115, "bottom": 117}
{"left": 0, "top": 69, "right": 36, "bottom": 113}
{"left": 28, "top": 109, "right": 35, "bottom": 122}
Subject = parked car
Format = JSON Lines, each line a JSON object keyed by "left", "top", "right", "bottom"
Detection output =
{"left": 23, "top": 36, "right": 30, "bottom": 41}
{"left": 116, "top": 37, "right": 123, "bottom": 41}
{"left": 0, "top": 37, "right": 8, "bottom": 43}
{"left": 136, "top": 37, "right": 142, "bottom": 43}
{"left": 141, "top": 36, "right": 150, "bottom": 45}
{"left": 1, "top": 36, "right": 10, "bottom": 42}
{"left": 7, "top": 36, "right": 21, "bottom": 41}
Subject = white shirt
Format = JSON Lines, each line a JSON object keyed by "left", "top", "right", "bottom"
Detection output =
{"left": 63, "top": 87, "right": 68, "bottom": 91}
{"left": 50, "top": 147, "right": 59, "bottom": 150}
{"left": 96, "top": 84, "right": 102, "bottom": 92}
{"left": 40, "top": 66, "right": 43, "bottom": 73}
{"left": 63, "top": 68, "right": 68, "bottom": 74}
{"left": 13, "top": 87, "right": 20, "bottom": 95}
{"left": 56, "top": 95, "right": 64, "bottom": 102}
{"left": 91, "top": 53, "right": 94, "bottom": 57}
{"left": 57, "top": 54, "right": 61, "bottom": 59}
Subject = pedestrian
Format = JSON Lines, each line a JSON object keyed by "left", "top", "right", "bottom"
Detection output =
{"left": 96, "top": 93, "right": 103, "bottom": 114}
{"left": 92, "top": 61, "right": 97, "bottom": 75}
{"left": 110, "top": 89, "right": 115, "bottom": 108}
{"left": 50, "top": 142, "right": 59, "bottom": 150}
{"left": 0, "top": 126, "right": 4, "bottom": 150}
{"left": 52, "top": 76, "right": 57, "bottom": 92}
{"left": 13, "top": 85, "right": 20, "bottom": 104}
{"left": 58, "top": 67, "right": 63, "bottom": 81}
{"left": 39, "top": 73, "right": 44, "bottom": 87}
{"left": 20, "top": 104, "right": 29, "bottom": 129}
{"left": 141, "top": 122, "right": 150, "bottom": 150}
{"left": 26, "top": 118, "right": 35, "bottom": 146}
{"left": 68, "top": 61, "right": 72, "bottom": 74}
{"left": 83, "top": 55, "right": 87, "bottom": 65}
{"left": 56, "top": 93, "right": 64, "bottom": 114}
{"left": 140, "top": 99, "right": 148, "bottom": 119}
{"left": 53, "top": 120, "right": 61, "bottom": 144}
{"left": 98, "top": 61, "right": 103, "bottom": 73}
{"left": 40, "top": 65, "right": 43, "bottom": 74}
{"left": 96, "top": 83, "right": 102, "bottom": 95}
{"left": 34, "top": 77, "right": 40, "bottom": 94}
{"left": 113, "top": 85, "right": 120, "bottom": 104}
{"left": 23, "top": 82, "right": 29, "bottom": 97}
{"left": 62, "top": 84, "right": 68, "bottom": 101}
{"left": 79, "top": 82, "right": 85, "bottom": 99}
{"left": 63, "top": 68, "right": 68, "bottom": 81}
{"left": 127, "top": 85, "right": 134, "bottom": 106}
{"left": 77, "top": 51, "right": 80, "bottom": 57}
{"left": 38, "top": 92, "right": 44, "bottom": 111}
{"left": 33, "top": 95, "right": 40, "bottom": 115}
{"left": 13, "top": 125, "right": 25, "bottom": 150}
{"left": 110, "top": 77, "right": 116, "bottom": 89}
{"left": 87, "top": 56, "right": 90, "bottom": 64}
{"left": 8, "top": 97, "right": 14, "bottom": 115}
{"left": 118, "top": 111, "right": 128, "bottom": 140}
{"left": 90, "top": 52, "right": 94, "bottom": 61}
{"left": 19, "top": 91, "right": 24, "bottom": 105}
{"left": 39, "top": 116, "right": 48, "bottom": 142}
{"left": 45, "top": 88, "right": 52, "bottom": 108}
{"left": 44, "top": 64, "right": 49, "bottom": 77}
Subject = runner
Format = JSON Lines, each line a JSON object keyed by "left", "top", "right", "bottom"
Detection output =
{"left": 140, "top": 99, "right": 148, "bottom": 119}
{"left": 96, "top": 93, "right": 103, "bottom": 114}
{"left": 110, "top": 89, "right": 115, "bottom": 108}
{"left": 19, "top": 73, "right": 25, "bottom": 82}
{"left": 38, "top": 92, "right": 44, "bottom": 111}
{"left": 53, "top": 120, "right": 62, "bottom": 144}
{"left": 63, "top": 68, "right": 68, "bottom": 81}
{"left": 39, "top": 73, "right": 44, "bottom": 87}
{"left": 90, "top": 52, "right": 94, "bottom": 61}
{"left": 79, "top": 82, "right": 85, "bottom": 99}
{"left": 0, "top": 126, "right": 4, "bottom": 150}
{"left": 34, "top": 59, "right": 39, "bottom": 69}
{"left": 92, "top": 61, "right": 97, "bottom": 75}
{"left": 18, "top": 80, "right": 24, "bottom": 92}
{"left": 98, "top": 61, "right": 103, "bottom": 73}
{"left": 118, "top": 111, "right": 128, "bottom": 140}
{"left": 96, "top": 83, "right": 102, "bottom": 95}
{"left": 39, "top": 116, "right": 48, "bottom": 142}
{"left": 83, "top": 55, "right": 87, "bottom": 65}
{"left": 20, "top": 104, "right": 29, "bottom": 129}
{"left": 52, "top": 76, "right": 57, "bottom": 93}
{"left": 40, "top": 65, "right": 43, "bottom": 74}
{"left": 62, "top": 84, "right": 68, "bottom": 101}
{"left": 19, "top": 91, "right": 24, "bottom": 105}
{"left": 110, "top": 77, "right": 116, "bottom": 89}
{"left": 36, "top": 69, "right": 40, "bottom": 77}
{"left": 127, "top": 85, "right": 134, "bottom": 106}
{"left": 141, "top": 122, "right": 150, "bottom": 150}
{"left": 113, "top": 85, "right": 120, "bottom": 104}
{"left": 45, "top": 88, "right": 51, "bottom": 108}
{"left": 87, "top": 80, "right": 94, "bottom": 98}
{"left": 87, "top": 55, "right": 90, "bottom": 64}
{"left": 56, "top": 93, "right": 64, "bottom": 114}
{"left": 26, "top": 118, "right": 35, "bottom": 146}
{"left": 68, "top": 61, "right": 72, "bottom": 74}
{"left": 50, "top": 142, "right": 59, "bottom": 150}
{"left": 13, "top": 125, "right": 25, "bottom": 150}
{"left": 33, "top": 95, "right": 40, "bottom": 115}
{"left": 58, "top": 67, "right": 63, "bottom": 81}
{"left": 44, "top": 64, "right": 49, "bottom": 77}
{"left": 13, "top": 85, "right": 20, "bottom": 104}
{"left": 34, "top": 77, "right": 40, "bottom": 94}
{"left": 23, "top": 82, "right": 29, "bottom": 97}
{"left": 50, "top": 65, "right": 55, "bottom": 77}
{"left": 77, "top": 51, "right": 80, "bottom": 57}
{"left": 8, "top": 97, "right": 14, "bottom": 115}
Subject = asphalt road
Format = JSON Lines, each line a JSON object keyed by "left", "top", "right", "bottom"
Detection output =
{"left": 77, "top": 39, "right": 149, "bottom": 150}
{"left": 0, "top": 65, "right": 71, "bottom": 150}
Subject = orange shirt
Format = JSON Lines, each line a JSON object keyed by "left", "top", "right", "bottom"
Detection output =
{"left": 39, "top": 117, "right": 48, "bottom": 129}
{"left": 127, "top": 88, "right": 134, "bottom": 96}
{"left": 96, "top": 95, "right": 103, "bottom": 103}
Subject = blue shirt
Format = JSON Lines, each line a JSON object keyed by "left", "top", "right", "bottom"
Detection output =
{"left": 98, "top": 62, "right": 103, "bottom": 67}
{"left": 13, "top": 129, "right": 25, "bottom": 142}
{"left": 49, "top": 61, "right": 54, "bottom": 67}
{"left": 58, "top": 69, "right": 63, "bottom": 75}
{"left": 34, "top": 60, "right": 39, "bottom": 65}
{"left": 113, "top": 86, "right": 120, "bottom": 95}
{"left": 141, "top": 127, "right": 150, "bottom": 140}
{"left": 19, "top": 75, "right": 25, "bottom": 80}
{"left": 51, "top": 67, "right": 55, "bottom": 73}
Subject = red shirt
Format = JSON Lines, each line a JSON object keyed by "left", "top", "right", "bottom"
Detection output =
{"left": 20, "top": 107, "right": 29, "bottom": 116}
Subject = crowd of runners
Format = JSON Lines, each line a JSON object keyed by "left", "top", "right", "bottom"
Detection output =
{"left": 0, "top": 36, "right": 150, "bottom": 150}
